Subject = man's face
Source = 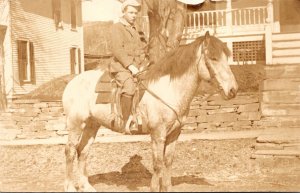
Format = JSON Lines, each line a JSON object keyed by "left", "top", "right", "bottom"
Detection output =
{"left": 123, "top": 5, "right": 139, "bottom": 25}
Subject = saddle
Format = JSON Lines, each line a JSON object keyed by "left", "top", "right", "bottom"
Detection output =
{"left": 95, "top": 70, "right": 146, "bottom": 134}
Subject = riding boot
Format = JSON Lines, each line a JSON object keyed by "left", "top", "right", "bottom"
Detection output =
{"left": 120, "top": 94, "right": 133, "bottom": 132}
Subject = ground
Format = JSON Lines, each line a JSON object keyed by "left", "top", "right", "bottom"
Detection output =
{"left": 1, "top": 138, "right": 299, "bottom": 192}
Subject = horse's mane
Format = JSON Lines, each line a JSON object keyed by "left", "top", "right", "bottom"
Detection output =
{"left": 144, "top": 35, "right": 231, "bottom": 82}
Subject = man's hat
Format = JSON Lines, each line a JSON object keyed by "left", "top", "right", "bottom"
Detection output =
{"left": 121, "top": 0, "right": 141, "bottom": 12}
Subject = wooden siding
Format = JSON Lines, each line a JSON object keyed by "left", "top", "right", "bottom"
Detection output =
{"left": 1, "top": 0, "right": 14, "bottom": 100}
{"left": 9, "top": 0, "right": 84, "bottom": 95}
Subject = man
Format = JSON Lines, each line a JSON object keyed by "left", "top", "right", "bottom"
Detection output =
{"left": 110, "top": 0, "right": 147, "bottom": 132}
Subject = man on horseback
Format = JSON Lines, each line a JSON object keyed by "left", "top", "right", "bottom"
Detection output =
{"left": 110, "top": 0, "right": 148, "bottom": 133}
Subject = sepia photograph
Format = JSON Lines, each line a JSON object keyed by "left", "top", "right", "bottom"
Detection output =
{"left": 0, "top": 0, "right": 299, "bottom": 192}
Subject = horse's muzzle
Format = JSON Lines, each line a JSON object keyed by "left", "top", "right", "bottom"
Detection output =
{"left": 220, "top": 87, "right": 237, "bottom": 100}
{"left": 227, "top": 88, "right": 237, "bottom": 99}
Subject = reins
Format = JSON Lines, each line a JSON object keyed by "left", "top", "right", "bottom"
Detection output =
{"left": 139, "top": 80, "right": 183, "bottom": 126}
{"left": 134, "top": 41, "right": 222, "bottom": 127}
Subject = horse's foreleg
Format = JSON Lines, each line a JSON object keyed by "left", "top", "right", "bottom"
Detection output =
{"left": 65, "top": 117, "right": 84, "bottom": 192}
{"left": 77, "top": 119, "right": 100, "bottom": 192}
{"left": 150, "top": 131, "right": 166, "bottom": 192}
{"left": 161, "top": 127, "right": 181, "bottom": 192}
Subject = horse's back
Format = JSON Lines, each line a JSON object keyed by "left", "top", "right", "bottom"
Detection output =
{"left": 62, "top": 69, "right": 105, "bottom": 117}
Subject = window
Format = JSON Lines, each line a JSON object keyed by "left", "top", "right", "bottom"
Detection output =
{"left": 70, "top": 0, "right": 77, "bottom": 30}
{"left": 17, "top": 40, "right": 36, "bottom": 85}
{"left": 52, "top": 0, "right": 63, "bottom": 29}
{"left": 70, "top": 47, "right": 81, "bottom": 74}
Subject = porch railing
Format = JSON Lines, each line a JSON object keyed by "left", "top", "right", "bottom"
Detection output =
{"left": 232, "top": 6, "right": 267, "bottom": 25}
{"left": 184, "top": 6, "right": 268, "bottom": 35}
{"left": 0, "top": 0, "right": 9, "bottom": 25}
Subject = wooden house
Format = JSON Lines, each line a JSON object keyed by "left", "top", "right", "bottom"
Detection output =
{"left": 0, "top": 0, "right": 84, "bottom": 105}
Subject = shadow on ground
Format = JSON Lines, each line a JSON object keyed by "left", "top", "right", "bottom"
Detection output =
{"left": 89, "top": 154, "right": 212, "bottom": 191}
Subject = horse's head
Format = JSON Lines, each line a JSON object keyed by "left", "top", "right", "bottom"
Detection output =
{"left": 197, "top": 31, "right": 238, "bottom": 99}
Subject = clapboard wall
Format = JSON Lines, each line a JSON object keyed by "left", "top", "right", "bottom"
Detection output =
{"left": 9, "top": 0, "right": 84, "bottom": 95}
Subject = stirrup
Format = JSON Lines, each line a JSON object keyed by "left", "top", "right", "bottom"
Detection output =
{"left": 124, "top": 115, "right": 142, "bottom": 135}
{"left": 124, "top": 115, "right": 134, "bottom": 135}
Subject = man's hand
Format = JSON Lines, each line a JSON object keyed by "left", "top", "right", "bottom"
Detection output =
{"left": 128, "top": 64, "right": 139, "bottom": 75}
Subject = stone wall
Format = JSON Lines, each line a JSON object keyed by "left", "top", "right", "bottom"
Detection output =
{"left": 0, "top": 100, "right": 66, "bottom": 140}
{"left": 184, "top": 92, "right": 262, "bottom": 132}
{"left": 0, "top": 92, "right": 262, "bottom": 140}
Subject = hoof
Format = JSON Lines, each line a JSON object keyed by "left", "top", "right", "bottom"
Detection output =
{"left": 79, "top": 184, "right": 97, "bottom": 192}
{"left": 64, "top": 182, "right": 77, "bottom": 192}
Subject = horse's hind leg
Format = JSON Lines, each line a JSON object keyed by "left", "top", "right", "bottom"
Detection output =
{"left": 65, "top": 117, "right": 84, "bottom": 192}
{"left": 77, "top": 118, "right": 100, "bottom": 192}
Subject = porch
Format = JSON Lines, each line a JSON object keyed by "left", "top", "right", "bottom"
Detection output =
{"left": 183, "top": 0, "right": 279, "bottom": 37}
{"left": 181, "top": 0, "right": 277, "bottom": 65}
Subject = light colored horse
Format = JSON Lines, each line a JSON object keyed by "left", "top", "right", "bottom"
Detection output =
{"left": 62, "top": 32, "right": 238, "bottom": 192}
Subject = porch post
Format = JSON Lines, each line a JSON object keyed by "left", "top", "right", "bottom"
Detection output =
{"left": 226, "top": 0, "right": 232, "bottom": 34}
{"left": 265, "top": 0, "right": 273, "bottom": 65}
{"left": 266, "top": 0, "right": 274, "bottom": 31}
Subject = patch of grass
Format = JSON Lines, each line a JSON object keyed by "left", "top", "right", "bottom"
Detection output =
{"left": 19, "top": 74, "right": 77, "bottom": 101}
{"left": 231, "top": 64, "right": 265, "bottom": 92}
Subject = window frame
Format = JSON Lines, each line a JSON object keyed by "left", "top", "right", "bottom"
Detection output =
{"left": 17, "top": 40, "right": 36, "bottom": 85}
{"left": 52, "top": 0, "right": 63, "bottom": 29}
{"left": 70, "top": 47, "right": 81, "bottom": 74}
{"left": 70, "top": 0, "right": 77, "bottom": 30}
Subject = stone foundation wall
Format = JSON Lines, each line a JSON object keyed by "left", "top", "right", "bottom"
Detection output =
{"left": 184, "top": 92, "right": 262, "bottom": 132}
{"left": 0, "top": 100, "right": 66, "bottom": 140}
{"left": 1, "top": 90, "right": 299, "bottom": 159}
{"left": 0, "top": 92, "right": 263, "bottom": 140}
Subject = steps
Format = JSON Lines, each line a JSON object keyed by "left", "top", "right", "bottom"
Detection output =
{"left": 253, "top": 127, "right": 300, "bottom": 158}
{"left": 272, "top": 32, "right": 300, "bottom": 64}
{"left": 257, "top": 32, "right": 300, "bottom": 158}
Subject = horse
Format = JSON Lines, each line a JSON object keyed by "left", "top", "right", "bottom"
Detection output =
{"left": 62, "top": 31, "right": 238, "bottom": 192}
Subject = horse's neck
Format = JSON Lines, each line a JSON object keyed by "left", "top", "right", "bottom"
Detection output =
{"left": 145, "top": 66, "right": 200, "bottom": 116}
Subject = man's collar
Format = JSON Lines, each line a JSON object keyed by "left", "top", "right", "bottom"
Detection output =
{"left": 119, "top": 17, "right": 136, "bottom": 29}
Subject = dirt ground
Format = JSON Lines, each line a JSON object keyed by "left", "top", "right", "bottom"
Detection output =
{"left": 1, "top": 138, "right": 300, "bottom": 192}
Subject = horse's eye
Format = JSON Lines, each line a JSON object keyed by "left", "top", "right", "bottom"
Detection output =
{"left": 211, "top": 57, "right": 217, "bottom": 61}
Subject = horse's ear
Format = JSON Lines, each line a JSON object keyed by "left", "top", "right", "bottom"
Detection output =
{"left": 205, "top": 31, "right": 210, "bottom": 38}
{"left": 204, "top": 31, "right": 210, "bottom": 47}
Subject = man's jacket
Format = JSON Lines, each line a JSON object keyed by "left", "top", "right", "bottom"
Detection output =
{"left": 110, "top": 18, "right": 147, "bottom": 73}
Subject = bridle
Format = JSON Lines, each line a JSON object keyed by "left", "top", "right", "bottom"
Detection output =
{"left": 197, "top": 42, "right": 224, "bottom": 94}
